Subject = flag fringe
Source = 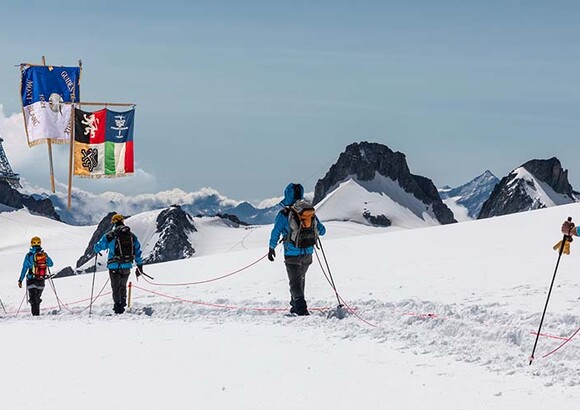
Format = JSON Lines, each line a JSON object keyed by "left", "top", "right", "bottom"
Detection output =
{"left": 27, "top": 139, "right": 70, "bottom": 148}
{"left": 73, "top": 173, "right": 134, "bottom": 179}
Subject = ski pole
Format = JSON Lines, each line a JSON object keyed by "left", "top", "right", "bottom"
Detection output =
{"left": 139, "top": 270, "right": 154, "bottom": 280}
{"left": 529, "top": 235, "right": 567, "bottom": 365}
{"left": 89, "top": 254, "right": 97, "bottom": 316}
{"left": 47, "top": 267, "right": 62, "bottom": 310}
{"left": 317, "top": 237, "right": 342, "bottom": 307}
{"left": 0, "top": 295, "right": 6, "bottom": 314}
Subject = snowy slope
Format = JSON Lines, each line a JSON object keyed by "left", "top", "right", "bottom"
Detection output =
{"left": 316, "top": 176, "right": 440, "bottom": 228}
{"left": 511, "top": 167, "right": 576, "bottom": 207}
{"left": 2, "top": 206, "right": 580, "bottom": 408}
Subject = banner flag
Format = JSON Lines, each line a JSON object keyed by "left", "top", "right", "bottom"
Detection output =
{"left": 20, "top": 65, "right": 81, "bottom": 146}
{"left": 74, "top": 108, "right": 135, "bottom": 178}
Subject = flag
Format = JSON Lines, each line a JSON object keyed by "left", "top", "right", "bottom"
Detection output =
{"left": 74, "top": 108, "right": 135, "bottom": 178}
{"left": 20, "top": 64, "right": 81, "bottom": 146}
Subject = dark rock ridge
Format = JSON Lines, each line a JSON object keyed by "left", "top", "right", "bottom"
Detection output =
{"left": 0, "top": 181, "right": 61, "bottom": 221}
{"left": 478, "top": 158, "right": 576, "bottom": 219}
{"left": 144, "top": 205, "right": 196, "bottom": 264}
{"left": 76, "top": 211, "right": 118, "bottom": 270}
{"left": 313, "top": 141, "right": 456, "bottom": 224}
{"left": 523, "top": 158, "right": 575, "bottom": 197}
{"left": 53, "top": 266, "right": 75, "bottom": 279}
{"left": 440, "top": 171, "right": 499, "bottom": 219}
{"left": 75, "top": 206, "right": 198, "bottom": 274}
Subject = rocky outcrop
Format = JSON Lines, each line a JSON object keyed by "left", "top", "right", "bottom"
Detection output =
{"left": 522, "top": 158, "right": 575, "bottom": 197}
{"left": 76, "top": 211, "right": 117, "bottom": 270}
{"left": 144, "top": 205, "right": 196, "bottom": 264}
{"left": 362, "top": 211, "right": 391, "bottom": 227}
{"left": 313, "top": 142, "right": 456, "bottom": 224}
{"left": 478, "top": 158, "right": 576, "bottom": 219}
{"left": 0, "top": 181, "right": 61, "bottom": 221}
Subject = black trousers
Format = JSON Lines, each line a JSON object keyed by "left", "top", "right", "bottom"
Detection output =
{"left": 284, "top": 254, "right": 312, "bottom": 314}
{"left": 109, "top": 269, "right": 130, "bottom": 313}
{"left": 26, "top": 278, "right": 45, "bottom": 316}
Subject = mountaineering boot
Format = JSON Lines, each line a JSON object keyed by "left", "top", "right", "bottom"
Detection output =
{"left": 31, "top": 304, "right": 40, "bottom": 316}
{"left": 292, "top": 297, "right": 309, "bottom": 316}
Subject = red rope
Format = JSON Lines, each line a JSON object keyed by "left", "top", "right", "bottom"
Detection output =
{"left": 541, "top": 326, "right": 580, "bottom": 359}
{"left": 313, "top": 248, "right": 378, "bottom": 328}
{"left": 131, "top": 284, "right": 331, "bottom": 313}
{"left": 530, "top": 331, "right": 569, "bottom": 341}
{"left": 140, "top": 254, "right": 268, "bottom": 287}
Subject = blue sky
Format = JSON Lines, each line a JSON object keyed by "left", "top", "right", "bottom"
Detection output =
{"left": 1, "top": 1, "right": 580, "bottom": 200}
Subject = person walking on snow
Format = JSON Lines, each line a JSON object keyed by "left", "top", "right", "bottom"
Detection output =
{"left": 268, "top": 183, "right": 326, "bottom": 316}
{"left": 94, "top": 214, "right": 144, "bottom": 314}
{"left": 18, "top": 236, "right": 54, "bottom": 316}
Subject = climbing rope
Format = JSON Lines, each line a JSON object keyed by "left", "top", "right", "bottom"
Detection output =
{"left": 141, "top": 254, "right": 268, "bottom": 287}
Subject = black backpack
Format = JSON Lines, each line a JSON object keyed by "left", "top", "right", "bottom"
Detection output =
{"left": 285, "top": 199, "right": 318, "bottom": 248}
{"left": 107, "top": 226, "right": 135, "bottom": 264}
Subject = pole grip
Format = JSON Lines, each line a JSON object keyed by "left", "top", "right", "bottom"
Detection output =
{"left": 128, "top": 281, "right": 132, "bottom": 309}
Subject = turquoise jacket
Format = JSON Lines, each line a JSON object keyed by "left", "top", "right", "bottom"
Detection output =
{"left": 19, "top": 246, "right": 54, "bottom": 282}
{"left": 269, "top": 183, "right": 326, "bottom": 256}
{"left": 94, "top": 225, "right": 143, "bottom": 270}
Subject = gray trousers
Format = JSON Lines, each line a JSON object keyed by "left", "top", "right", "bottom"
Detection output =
{"left": 109, "top": 269, "right": 130, "bottom": 313}
{"left": 284, "top": 254, "right": 312, "bottom": 311}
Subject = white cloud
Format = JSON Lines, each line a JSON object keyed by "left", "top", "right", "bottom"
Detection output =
{"left": 0, "top": 104, "right": 158, "bottom": 195}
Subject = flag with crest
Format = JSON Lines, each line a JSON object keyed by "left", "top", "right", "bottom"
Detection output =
{"left": 73, "top": 108, "right": 135, "bottom": 177}
{"left": 20, "top": 65, "right": 81, "bottom": 146}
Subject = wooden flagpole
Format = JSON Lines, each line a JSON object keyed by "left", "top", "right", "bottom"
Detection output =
{"left": 41, "top": 56, "right": 56, "bottom": 193}
{"left": 67, "top": 108, "right": 74, "bottom": 209}
{"left": 67, "top": 60, "right": 82, "bottom": 210}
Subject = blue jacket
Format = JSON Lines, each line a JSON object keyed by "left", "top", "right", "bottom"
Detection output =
{"left": 269, "top": 183, "right": 326, "bottom": 256}
{"left": 94, "top": 225, "right": 143, "bottom": 270}
{"left": 20, "top": 246, "right": 54, "bottom": 282}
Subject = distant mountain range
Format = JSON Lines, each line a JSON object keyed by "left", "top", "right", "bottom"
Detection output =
{"left": 1, "top": 142, "right": 578, "bottom": 229}
{"left": 439, "top": 171, "right": 500, "bottom": 221}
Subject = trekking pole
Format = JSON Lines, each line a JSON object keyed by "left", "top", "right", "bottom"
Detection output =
{"left": 529, "top": 235, "right": 567, "bottom": 365}
{"left": 89, "top": 254, "right": 97, "bottom": 316}
{"left": 0, "top": 295, "right": 6, "bottom": 314}
{"left": 317, "top": 238, "right": 341, "bottom": 305}
{"left": 317, "top": 238, "right": 346, "bottom": 319}
{"left": 47, "top": 268, "right": 62, "bottom": 310}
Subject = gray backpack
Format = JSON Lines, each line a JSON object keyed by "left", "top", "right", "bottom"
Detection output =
{"left": 286, "top": 200, "right": 318, "bottom": 248}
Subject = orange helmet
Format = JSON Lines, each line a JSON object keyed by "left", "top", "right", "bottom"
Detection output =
{"left": 30, "top": 236, "right": 41, "bottom": 246}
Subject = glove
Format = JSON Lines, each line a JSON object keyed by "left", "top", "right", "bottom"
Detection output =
{"left": 97, "top": 252, "right": 103, "bottom": 257}
{"left": 136, "top": 264, "right": 143, "bottom": 277}
{"left": 268, "top": 248, "right": 276, "bottom": 262}
{"left": 553, "top": 240, "right": 572, "bottom": 255}
{"left": 18, "top": 281, "right": 22, "bottom": 289}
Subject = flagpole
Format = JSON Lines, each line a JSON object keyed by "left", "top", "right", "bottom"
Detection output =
{"left": 41, "top": 56, "right": 57, "bottom": 193}
{"left": 67, "top": 104, "right": 75, "bottom": 210}
{"left": 67, "top": 60, "right": 82, "bottom": 210}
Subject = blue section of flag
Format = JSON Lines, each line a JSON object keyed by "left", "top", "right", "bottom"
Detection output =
{"left": 20, "top": 65, "right": 81, "bottom": 107}
{"left": 104, "top": 109, "right": 135, "bottom": 143}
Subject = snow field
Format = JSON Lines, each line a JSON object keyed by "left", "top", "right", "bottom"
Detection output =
{"left": 3, "top": 204, "right": 580, "bottom": 408}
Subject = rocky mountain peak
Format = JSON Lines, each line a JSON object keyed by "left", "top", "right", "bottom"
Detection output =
{"left": 144, "top": 205, "right": 196, "bottom": 264}
{"left": 441, "top": 171, "right": 499, "bottom": 219}
{"left": 478, "top": 158, "right": 576, "bottom": 219}
{"left": 522, "top": 157, "right": 574, "bottom": 197}
{"left": 313, "top": 141, "right": 456, "bottom": 225}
